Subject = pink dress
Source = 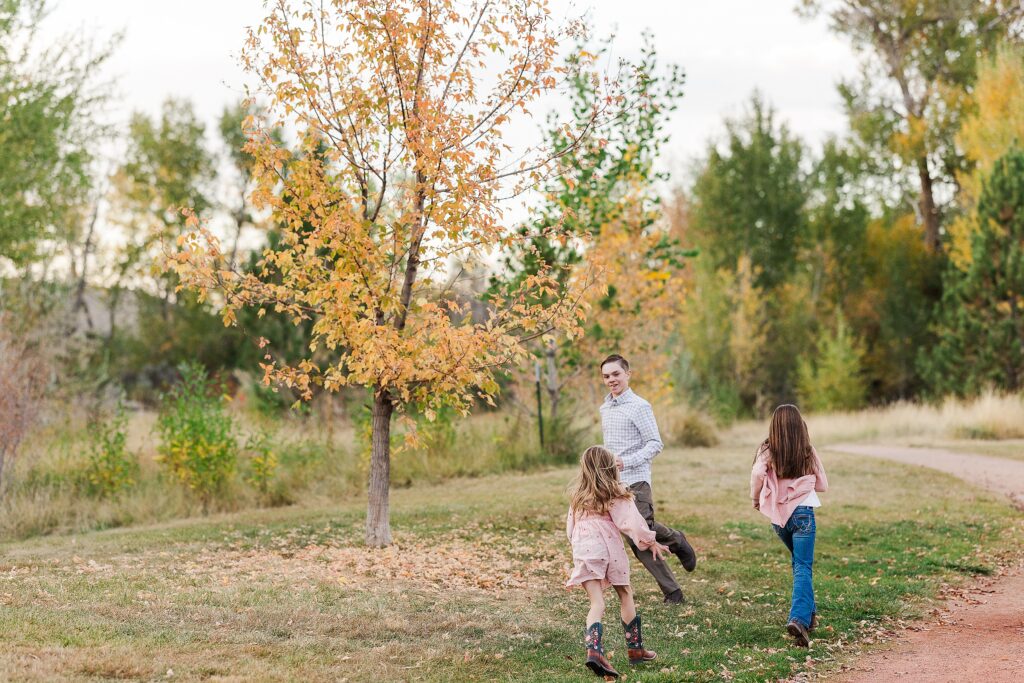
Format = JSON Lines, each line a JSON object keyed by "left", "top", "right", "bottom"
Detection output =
{"left": 565, "top": 498, "right": 657, "bottom": 589}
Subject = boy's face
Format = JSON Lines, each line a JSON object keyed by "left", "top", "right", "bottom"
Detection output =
{"left": 601, "top": 361, "right": 630, "bottom": 397}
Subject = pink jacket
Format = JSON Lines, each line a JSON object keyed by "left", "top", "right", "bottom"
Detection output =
{"left": 565, "top": 497, "right": 657, "bottom": 550}
{"left": 750, "top": 445, "right": 828, "bottom": 527}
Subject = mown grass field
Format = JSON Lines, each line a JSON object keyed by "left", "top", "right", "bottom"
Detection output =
{"left": 1, "top": 433, "right": 1021, "bottom": 682}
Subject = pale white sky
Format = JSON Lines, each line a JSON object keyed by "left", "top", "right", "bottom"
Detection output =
{"left": 44, "top": 0, "right": 858, "bottom": 175}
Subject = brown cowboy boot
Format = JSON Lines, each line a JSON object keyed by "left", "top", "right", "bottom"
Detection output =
{"left": 623, "top": 615, "right": 657, "bottom": 665}
{"left": 787, "top": 619, "right": 810, "bottom": 647}
{"left": 584, "top": 622, "right": 619, "bottom": 679}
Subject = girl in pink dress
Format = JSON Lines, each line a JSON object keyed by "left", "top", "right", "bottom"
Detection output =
{"left": 566, "top": 445, "right": 670, "bottom": 679}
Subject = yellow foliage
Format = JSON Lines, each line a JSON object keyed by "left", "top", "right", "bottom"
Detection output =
{"left": 727, "top": 256, "right": 769, "bottom": 394}
{"left": 952, "top": 44, "right": 1024, "bottom": 269}
{"left": 891, "top": 114, "right": 928, "bottom": 159}
{"left": 171, "top": 0, "right": 604, "bottom": 421}
{"left": 573, "top": 208, "right": 688, "bottom": 403}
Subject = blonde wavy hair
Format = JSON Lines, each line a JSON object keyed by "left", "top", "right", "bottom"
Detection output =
{"left": 569, "top": 445, "right": 632, "bottom": 516}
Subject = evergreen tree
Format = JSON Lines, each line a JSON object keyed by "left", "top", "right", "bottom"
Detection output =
{"left": 922, "top": 147, "right": 1024, "bottom": 395}
{"left": 797, "top": 313, "right": 867, "bottom": 412}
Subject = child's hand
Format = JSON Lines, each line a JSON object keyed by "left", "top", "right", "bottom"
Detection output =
{"left": 650, "top": 542, "right": 670, "bottom": 562}
{"left": 752, "top": 499, "right": 759, "bottom": 510}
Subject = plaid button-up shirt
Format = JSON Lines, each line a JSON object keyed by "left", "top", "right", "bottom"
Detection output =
{"left": 600, "top": 388, "right": 664, "bottom": 486}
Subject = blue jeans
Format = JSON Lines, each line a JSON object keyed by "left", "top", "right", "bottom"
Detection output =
{"left": 772, "top": 506, "right": 816, "bottom": 628}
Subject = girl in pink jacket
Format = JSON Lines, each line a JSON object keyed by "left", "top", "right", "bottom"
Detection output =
{"left": 566, "top": 445, "right": 670, "bottom": 679}
{"left": 750, "top": 404, "right": 828, "bottom": 647}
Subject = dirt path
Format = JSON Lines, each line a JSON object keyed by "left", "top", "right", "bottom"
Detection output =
{"left": 827, "top": 443, "right": 1024, "bottom": 682}
{"left": 829, "top": 443, "right": 1024, "bottom": 509}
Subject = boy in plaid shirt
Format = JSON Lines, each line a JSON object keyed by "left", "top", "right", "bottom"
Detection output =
{"left": 599, "top": 354, "right": 697, "bottom": 603}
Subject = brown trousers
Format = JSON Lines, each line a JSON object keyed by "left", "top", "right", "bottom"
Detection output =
{"left": 627, "top": 481, "right": 683, "bottom": 597}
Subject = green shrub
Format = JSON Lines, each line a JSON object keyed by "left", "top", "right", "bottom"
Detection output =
{"left": 249, "top": 381, "right": 311, "bottom": 418}
{"left": 493, "top": 414, "right": 547, "bottom": 472}
{"left": 418, "top": 405, "right": 458, "bottom": 457}
{"left": 681, "top": 416, "right": 718, "bottom": 447}
{"left": 707, "top": 380, "right": 743, "bottom": 424}
{"left": 487, "top": 409, "right": 594, "bottom": 473}
{"left": 156, "top": 362, "right": 238, "bottom": 505}
{"left": 797, "top": 313, "right": 867, "bottom": 413}
{"left": 542, "top": 408, "right": 591, "bottom": 465}
{"left": 662, "top": 406, "right": 719, "bottom": 448}
{"left": 275, "top": 435, "right": 327, "bottom": 476}
{"left": 243, "top": 431, "right": 279, "bottom": 497}
{"left": 84, "top": 404, "right": 139, "bottom": 498}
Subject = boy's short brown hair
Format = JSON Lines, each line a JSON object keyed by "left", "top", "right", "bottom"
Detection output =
{"left": 600, "top": 354, "right": 629, "bottom": 372}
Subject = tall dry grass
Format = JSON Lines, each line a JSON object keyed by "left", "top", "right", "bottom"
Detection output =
{"left": 726, "top": 390, "right": 1024, "bottom": 445}
{"left": 1, "top": 404, "right": 593, "bottom": 540}
{"left": 20, "top": 391, "right": 1019, "bottom": 541}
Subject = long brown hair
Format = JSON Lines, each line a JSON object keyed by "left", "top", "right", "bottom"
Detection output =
{"left": 759, "top": 404, "right": 814, "bottom": 479}
{"left": 569, "top": 445, "right": 632, "bottom": 516}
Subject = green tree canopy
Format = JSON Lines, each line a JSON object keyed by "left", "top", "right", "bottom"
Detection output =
{"left": 691, "top": 94, "right": 808, "bottom": 290}
{"left": 801, "top": 0, "right": 1024, "bottom": 251}
{"left": 0, "top": 0, "right": 114, "bottom": 267}
{"left": 798, "top": 312, "right": 867, "bottom": 412}
{"left": 922, "top": 147, "right": 1024, "bottom": 395}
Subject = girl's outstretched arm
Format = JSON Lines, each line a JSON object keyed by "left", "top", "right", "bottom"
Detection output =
{"left": 811, "top": 447, "right": 829, "bottom": 492}
{"left": 609, "top": 498, "right": 658, "bottom": 549}
{"left": 566, "top": 508, "right": 575, "bottom": 541}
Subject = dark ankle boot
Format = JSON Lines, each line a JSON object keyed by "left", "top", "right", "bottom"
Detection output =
{"left": 584, "top": 622, "right": 619, "bottom": 679}
{"left": 623, "top": 615, "right": 657, "bottom": 664}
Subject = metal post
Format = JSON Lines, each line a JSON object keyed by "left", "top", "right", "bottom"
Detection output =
{"left": 535, "top": 361, "right": 545, "bottom": 449}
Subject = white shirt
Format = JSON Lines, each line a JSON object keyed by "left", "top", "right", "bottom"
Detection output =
{"left": 798, "top": 490, "right": 821, "bottom": 507}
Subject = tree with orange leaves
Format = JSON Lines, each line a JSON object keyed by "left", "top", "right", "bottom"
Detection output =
{"left": 171, "top": 0, "right": 608, "bottom": 546}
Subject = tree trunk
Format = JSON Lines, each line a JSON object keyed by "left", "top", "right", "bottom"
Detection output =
{"left": 228, "top": 200, "right": 245, "bottom": 271}
{"left": 107, "top": 287, "right": 121, "bottom": 346}
{"left": 72, "top": 201, "right": 100, "bottom": 334}
{"left": 545, "top": 339, "right": 560, "bottom": 421}
{"left": 365, "top": 388, "right": 394, "bottom": 547}
{"left": 878, "top": 31, "right": 941, "bottom": 253}
{"left": 917, "top": 156, "right": 941, "bottom": 252}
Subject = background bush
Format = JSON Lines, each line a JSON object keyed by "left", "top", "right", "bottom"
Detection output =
{"left": 661, "top": 404, "right": 720, "bottom": 448}
{"left": 156, "top": 362, "right": 238, "bottom": 506}
{"left": 83, "top": 402, "right": 139, "bottom": 498}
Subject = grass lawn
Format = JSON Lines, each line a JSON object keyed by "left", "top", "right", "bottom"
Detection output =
{"left": 1, "top": 438, "right": 1020, "bottom": 682}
